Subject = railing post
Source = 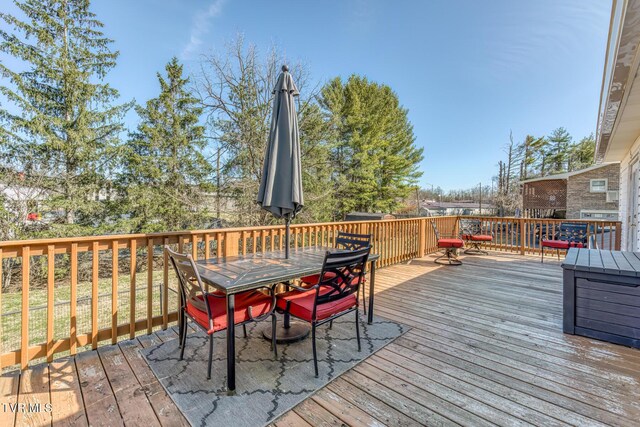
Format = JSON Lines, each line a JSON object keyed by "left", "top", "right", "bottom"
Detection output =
{"left": 519, "top": 218, "right": 526, "bottom": 255}
{"left": 225, "top": 232, "right": 240, "bottom": 257}
{"left": 615, "top": 221, "right": 622, "bottom": 250}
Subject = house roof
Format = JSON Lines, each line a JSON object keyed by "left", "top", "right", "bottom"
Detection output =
{"left": 520, "top": 162, "right": 619, "bottom": 184}
{"left": 596, "top": 0, "right": 640, "bottom": 161}
{"left": 422, "top": 201, "right": 497, "bottom": 210}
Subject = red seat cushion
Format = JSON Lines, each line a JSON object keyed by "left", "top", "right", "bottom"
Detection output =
{"left": 300, "top": 271, "right": 337, "bottom": 286}
{"left": 469, "top": 234, "right": 492, "bottom": 242}
{"left": 277, "top": 286, "right": 357, "bottom": 321}
{"left": 438, "top": 238, "right": 464, "bottom": 248}
{"left": 541, "top": 239, "right": 584, "bottom": 249}
{"left": 186, "top": 291, "right": 273, "bottom": 334}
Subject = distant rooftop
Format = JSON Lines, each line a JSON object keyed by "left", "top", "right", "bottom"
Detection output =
{"left": 422, "top": 201, "right": 497, "bottom": 210}
{"left": 520, "top": 162, "right": 619, "bottom": 184}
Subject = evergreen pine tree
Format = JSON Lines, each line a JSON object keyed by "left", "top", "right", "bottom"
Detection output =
{"left": 568, "top": 134, "right": 595, "bottom": 171}
{"left": 547, "top": 127, "right": 572, "bottom": 174}
{"left": 320, "top": 75, "right": 423, "bottom": 216}
{"left": 0, "top": 0, "right": 129, "bottom": 235}
{"left": 121, "top": 57, "right": 213, "bottom": 232}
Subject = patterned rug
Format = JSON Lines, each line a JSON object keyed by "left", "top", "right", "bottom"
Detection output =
{"left": 142, "top": 313, "right": 407, "bottom": 427}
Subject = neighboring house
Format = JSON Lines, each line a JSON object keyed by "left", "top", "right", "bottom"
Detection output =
{"left": 521, "top": 163, "right": 620, "bottom": 220}
{"left": 421, "top": 201, "right": 498, "bottom": 217}
{"left": 595, "top": 0, "right": 640, "bottom": 251}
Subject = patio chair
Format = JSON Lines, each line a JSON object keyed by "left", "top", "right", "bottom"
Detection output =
{"left": 166, "top": 247, "right": 278, "bottom": 379}
{"left": 276, "top": 246, "right": 370, "bottom": 377}
{"left": 540, "top": 222, "right": 588, "bottom": 263}
{"left": 300, "top": 231, "right": 371, "bottom": 313}
{"left": 431, "top": 220, "right": 464, "bottom": 265}
{"left": 459, "top": 219, "right": 493, "bottom": 255}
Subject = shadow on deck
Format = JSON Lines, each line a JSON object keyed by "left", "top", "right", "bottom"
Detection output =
{"left": 1, "top": 252, "right": 639, "bottom": 426}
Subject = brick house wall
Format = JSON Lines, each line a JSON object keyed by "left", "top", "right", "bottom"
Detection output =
{"left": 522, "top": 179, "right": 567, "bottom": 211}
{"left": 566, "top": 163, "right": 620, "bottom": 219}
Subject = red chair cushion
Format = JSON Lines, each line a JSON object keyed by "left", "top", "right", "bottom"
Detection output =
{"left": 276, "top": 286, "right": 357, "bottom": 321}
{"left": 541, "top": 240, "right": 584, "bottom": 249}
{"left": 186, "top": 291, "right": 273, "bottom": 334}
{"left": 438, "top": 238, "right": 464, "bottom": 248}
{"left": 300, "top": 271, "right": 337, "bottom": 286}
{"left": 469, "top": 234, "right": 493, "bottom": 242}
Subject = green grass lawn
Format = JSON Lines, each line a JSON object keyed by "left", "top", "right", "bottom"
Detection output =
{"left": 1, "top": 268, "right": 180, "bottom": 355}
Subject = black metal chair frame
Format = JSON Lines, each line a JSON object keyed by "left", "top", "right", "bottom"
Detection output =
{"left": 166, "top": 246, "right": 278, "bottom": 380}
{"left": 540, "top": 223, "right": 588, "bottom": 263}
{"left": 335, "top": 232, "right": 371, "bottom": 314}
{"left": 459, "top": 219, "right": 492, "bottom": 255}
{"left": 279, "top": 246, "right": 370, "bottom": 377}
{"left": 431, "top": 221, "right": 463, "bottom": 266}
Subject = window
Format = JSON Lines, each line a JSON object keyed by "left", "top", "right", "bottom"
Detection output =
{"left": 606, "top": 190, "right": 619, "bottom": 202}
{"left": 590, "top": 178, "right": 608, "bottom": 193}
{"left": 580, "top": 210, "right": 618, "bottom": 220}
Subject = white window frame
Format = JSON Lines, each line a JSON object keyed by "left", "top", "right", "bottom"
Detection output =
{"left": 579, "top": 210, "right": 619, "bottom": 220}
{"left": 606, "top": 190, "right": 619, "bottom": 202}
{"left": 590, "top": 178, "right": 608, "bottom": 193}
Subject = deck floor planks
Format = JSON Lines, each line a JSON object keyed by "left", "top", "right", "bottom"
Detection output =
{"left": 49, "top": 357, "right": 87, "bottom": 426}
{"left": 272, "top": 410, "right": 312, "bottom": 427}
{"left": 2, "top": 252, "right": 640, "bottom": 427}
{"left": 117, "top": 339, "right": 190, "bottom": 427}
{"left": 292, "top": 397, "right": 345, "bottom": 426}
{"left": 324, "top": 377, "right": 420, "bottom": 427}
{"left": 15, "top": 363, "right": 52, "bottom": 427}
{"left": 344, "top": 364, "right": 477, "bottom": 426}
{"left": 397, "top": 332, "right": 637, "bottom": 426}
{"left": 0, "top": 371, "right": 20, "bottom": 427}
{"left": 375, "top": 293, "right": 640, "bottom": 392}
{"left": 97, "top": 344, "right": 161, "bottom": 427}
{"left": 74, "top": 350, "right": 123, "bottom": 427}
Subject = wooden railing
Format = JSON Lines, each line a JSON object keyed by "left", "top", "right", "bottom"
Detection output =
{"left": 462, "top": 217, "right": 622, "bottom": 254}
{"left": 0, "top": 215, "right": 620, "bottom": 369}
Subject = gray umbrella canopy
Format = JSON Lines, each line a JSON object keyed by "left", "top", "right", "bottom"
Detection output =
{"left": 257, "top": 65, "right": 304, "bottom": 220}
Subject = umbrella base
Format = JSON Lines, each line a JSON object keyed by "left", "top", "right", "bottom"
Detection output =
{"left": 261, "top": 321, "right": 310, "bottom": 344}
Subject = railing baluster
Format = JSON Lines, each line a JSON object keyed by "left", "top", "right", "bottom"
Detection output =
{"left": 129, "top": 239, "right": 137, "bottom": 340}
{"left": 0, "top": 249, "right": 2, "bottom": 370}
{"left": 252, "top": 231, "right": 257, "bottom": 253}
{"left": 21, "top": 246, "right": 30, "bottom": 369}
{"left": 111, "top": 240, "right": 118, "bottom": 345}
{"left": 46, "top": 245, "right": 54, "bottom": 363}
{"left": 147, "top": 238, "right": 154, "bottom": 335}
{"left": 70, "top": 243, "right": 78, "bottom": 355}
{"left": 163, "top": 237, "right": 169, "bottom": 330}
{"left": 91, "top": 242, "right": 99, "bottom": 350}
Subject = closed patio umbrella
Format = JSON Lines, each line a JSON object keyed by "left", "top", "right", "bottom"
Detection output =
{"left": 257, "top": 65, "right": 303, "bottom": 259}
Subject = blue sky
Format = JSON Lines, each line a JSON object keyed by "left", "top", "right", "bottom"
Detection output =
{"left": 3, "top": 0, "right": 612, "bottom": 191}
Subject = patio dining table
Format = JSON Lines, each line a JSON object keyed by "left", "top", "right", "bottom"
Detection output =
{"left": 194, "top": 246, "right": 379, "bottom": 394}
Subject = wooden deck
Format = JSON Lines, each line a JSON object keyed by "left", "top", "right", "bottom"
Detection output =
{"left": 2, "top": 253, "right": 640, "bottom": 426}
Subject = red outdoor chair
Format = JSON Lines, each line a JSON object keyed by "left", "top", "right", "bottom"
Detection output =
{"left": 166, "top": 247, "right": 278, "bottom": 379}
{"left": 459, "top": 218, "right": 493, "bottom": 255}
{"left": 300, "top": 231, "right": 371, "bottom": 313}
{"left": 277, "top": 246, "right": 370, "bottom": 377}
{"left": 540, "top": 223, "right": 588, "bottom": 263}
{"left": 431, "top": 220, "right": 464, "bottom": 265}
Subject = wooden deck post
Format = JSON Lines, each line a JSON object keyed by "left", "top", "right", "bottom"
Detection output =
{"left": 615, "top": 223, "right": 622, "bottom": 250}
{"left": 418, "top": 219, "right": 426, "bottom": 257}
{"left": 225, "top": 232, "right": 240, "bottom": 258}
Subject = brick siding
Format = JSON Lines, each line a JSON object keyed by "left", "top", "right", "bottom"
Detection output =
{"left": 566, "top": 163, "right": 620, "bottom": 219}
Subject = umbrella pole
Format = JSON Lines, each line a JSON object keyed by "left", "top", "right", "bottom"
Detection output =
{"left": 285, "top": 217, "right": 291, "bottom": 259}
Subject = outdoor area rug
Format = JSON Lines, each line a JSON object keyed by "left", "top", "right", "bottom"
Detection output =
{"left": 141, "top": 313, "right": 407, "bottom": 427}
